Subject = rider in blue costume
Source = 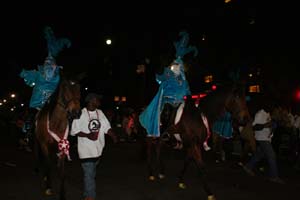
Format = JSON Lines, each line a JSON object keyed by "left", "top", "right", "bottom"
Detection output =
{"left": 139, "top": 31, "right": 198, "bottom": 138}
{"left": 20, "top": 26, "right": 71, "bottom": 142}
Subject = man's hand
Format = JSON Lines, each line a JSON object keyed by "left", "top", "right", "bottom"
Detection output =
{"left": 253, "top": 124, "right": 265, "bottom": 131}
{"left": 77, "top": 131, "right": 99, "bottom": 141}
{"left": 264, "top": 121, "right": 272, "bottom": 128}
{"left": 87, "top": 132, "right": 99, "bottom": 141}
{"left": 107, "top": 129, "right": 118, "bottom": 143}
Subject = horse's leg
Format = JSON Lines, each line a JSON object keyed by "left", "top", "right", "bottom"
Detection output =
{"left": 34, "top": 138, "right": 53, "bottom": 196}
{"left": 39, "top": 145, "right": 54, "bottom": 196}
{"left": 178, "top": 152, "right": 193, "bottom": 189}
{"left": 191, "top": 145, "right": 216, "bottom": 200}
{"left": 156, "top": 138, "right": 165, "bottom": 179}
{"left": 33, "top": 136, "right": 41, "bottom": 174}
{"left": 146, "top": 137, "right": 156, "bottom": 181}
{"left": 41, "top": 156, "right": 53, "bottom": 196}
{"left": 57, "top": 156, "right": 66, "bottom": 200}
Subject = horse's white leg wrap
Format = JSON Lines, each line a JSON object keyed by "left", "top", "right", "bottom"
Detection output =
{"left": 174, "top": 133, "right": 182, "bottom": 142}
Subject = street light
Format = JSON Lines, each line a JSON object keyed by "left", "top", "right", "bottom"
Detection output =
{"left": 106, "top": 39, "right": 112, "bottom": 45}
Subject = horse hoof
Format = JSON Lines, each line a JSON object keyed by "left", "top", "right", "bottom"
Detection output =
{"left": 203, "top": 142, "right": 211, "bottom": 151}
{"left": 45, "top": 188, "right": 54, "bottom": 196}
{"left": 178, "top": 182, "right": 186, "bottom": 189}
{"left": 148, "top": 176, "right": 156, "bottom": 181}
{"left": 208, "top": 195, "right": 216, "bottom": 200}
{"left": 158, "top": 174, "right": 165, "bottom": 179}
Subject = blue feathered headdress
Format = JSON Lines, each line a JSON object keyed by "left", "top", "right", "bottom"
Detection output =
{"left": 44, "top": 26, "right": 71, "bottom": 58}
{"left": 173, "top": 31, "right": 198, "bottom": 59}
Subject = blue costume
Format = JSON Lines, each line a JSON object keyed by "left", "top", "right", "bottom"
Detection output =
{"left": 20, "top": 26, "right": 71, "bottom": 137}
{"left": 20, "top": 26, "right": 71, "bottom": 110}
{"left": 139, "top": 32, "right": 198, "bottom": 137}
{"left": 20, "top": 62, "right": 61, "bottom": 110}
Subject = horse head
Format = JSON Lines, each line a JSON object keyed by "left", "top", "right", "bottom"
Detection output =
{"left": 57, "top": 78, "right": 81, "bottom": 120}
{"left": 225, "top": 84, "right": 250, "bottom": 126}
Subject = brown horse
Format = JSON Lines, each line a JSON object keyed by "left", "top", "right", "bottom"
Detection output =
{"left": 145, "top": 83, "right": 250, "bottom": 200}
{"left": 34, "top": 77, "right": 81, "bottom": 200}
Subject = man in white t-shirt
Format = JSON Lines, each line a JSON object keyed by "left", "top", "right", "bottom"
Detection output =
{"left": 70, "top": 93, "right": 117, "bottom": 200}
{"left": 243, "top": 100, "right": 284, "bottom": 184}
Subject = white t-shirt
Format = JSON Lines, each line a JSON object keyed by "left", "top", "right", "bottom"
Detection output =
{"left": 70, "top": 108, "right": 111, "bottom": 159}
{"left": 252, "top": 109, "right": 272, "bottom": 142}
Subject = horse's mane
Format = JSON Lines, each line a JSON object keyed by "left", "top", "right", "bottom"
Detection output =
{"left": 198, "top": 83, "right": 241, "bottom": 123}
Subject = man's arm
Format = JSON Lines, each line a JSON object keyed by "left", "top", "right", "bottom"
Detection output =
{"left": 77, "top": 131, "right": 99, "bottom": 141}
{"left": 253, "top": 121, "right": 272, "bottom": 131}
{"left": 106, "top": 128, "right": 118, "bottom": 143}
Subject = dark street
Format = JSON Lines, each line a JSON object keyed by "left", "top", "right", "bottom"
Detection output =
{"left": 1, "top": 125, "right": 299, "bottom": 200}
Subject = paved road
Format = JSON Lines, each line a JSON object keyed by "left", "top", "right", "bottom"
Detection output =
{"left": 1, "top": 128, "right": 300, "bottom": 200}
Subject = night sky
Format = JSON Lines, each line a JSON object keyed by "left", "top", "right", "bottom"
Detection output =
{"left": 1, "top": 1, "right": 299, "bottom": 107}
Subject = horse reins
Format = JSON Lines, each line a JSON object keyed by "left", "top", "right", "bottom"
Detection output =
{"left": 46, "top": 115, "right": 71, "bottom": 161}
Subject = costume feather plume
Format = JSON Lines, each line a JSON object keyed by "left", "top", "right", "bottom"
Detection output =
{"left": 44, "top": 26, "right": 71, "bottom": 57}
{"left": 174, "top": 31, "right": 198, "bottom": 58}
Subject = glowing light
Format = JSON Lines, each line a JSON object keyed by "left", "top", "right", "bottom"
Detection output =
{"left": 249, "top": 73, "right": 253, "bottom": 77}
{"left": 212, "top": 85, "right": 217, "bottom": 90}
{"left": 10, "top": 108, "right": 14, "bottom": 111}
{"left": 204, "top": 75, "right": 213, "bottom": 83}
{"left": 114, "top": 96, "right": 120, "bottom": 102}
{"left": 121, "top": 96, "right": 126, "bottom": 102}
{"left": 184, "top": 93, "right": 207, "bottom": 100}
{"left": 3, "top": 99, "right": 7, "bottom": 103}
{"left": 295, "top": 90, "right": 300, "bottom": 101}
{"left": 11, "top": 93, "right": 16, "bottom": 98}
{"left": 199, "top": 93, "right": 207, "bottom": 98}
{"left": 136, "top": 64, "right": 146, "bottom": 74}
{"left": 0, "top": 103, "right": 2, "bottom": 106}
{"left": 106, "top": 39, "right": 112, "bottom": 45}
{"left": 85, "top": 87, "right": 88, "bottom": 91}
{"left": 21, "top": 103, "right": 24, "bottom": 107}
{"left": 249, "top": 85, "right": 260, "bottom": 93}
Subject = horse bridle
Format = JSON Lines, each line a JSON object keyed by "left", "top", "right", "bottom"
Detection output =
{"left": 58, "top": 96, "right": 80, "bottom": 110}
